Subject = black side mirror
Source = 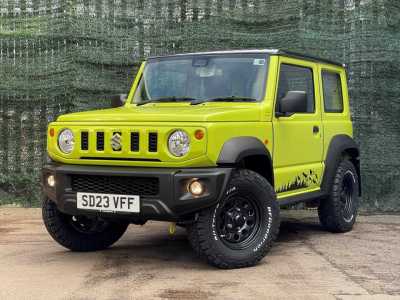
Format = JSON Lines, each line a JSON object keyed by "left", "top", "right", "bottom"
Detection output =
{"left": 276, "top": 91, "right": 307, "bottom": 118}
{"left": 111, "top": 94, "right": 128, "bottom": 108}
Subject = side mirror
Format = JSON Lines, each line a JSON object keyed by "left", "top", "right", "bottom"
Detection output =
{"left": 276, "top": 91, "right": 307, "bottom": 118}
{"left": 111, "top": 94, "right": 128, "bottom": 108}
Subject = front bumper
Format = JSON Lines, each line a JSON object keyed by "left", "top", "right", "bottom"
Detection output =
{"left": 42, "top": 163, "right": 232, "bottom": 221}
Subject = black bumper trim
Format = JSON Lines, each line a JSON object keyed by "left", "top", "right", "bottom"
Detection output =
{"left": 42, "top": 163, "right": 233, "bottom": 222}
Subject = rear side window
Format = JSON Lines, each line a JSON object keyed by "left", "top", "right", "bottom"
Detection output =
{"left": 277, "top": 64, "right": 315, "bottom": 113}
{"left": 322, "top": 71, "right": 344, "bottom": 113}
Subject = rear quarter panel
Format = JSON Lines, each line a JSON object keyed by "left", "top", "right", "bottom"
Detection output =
{"left": 318, "top": 64, "right": 353, "bottom": 160}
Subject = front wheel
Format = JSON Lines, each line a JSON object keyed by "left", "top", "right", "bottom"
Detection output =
{"left": 187, "top": 169, "right": 280, "bottom": 269}
{"left": 42, "top": 197, "right": 129, "bottom": 251}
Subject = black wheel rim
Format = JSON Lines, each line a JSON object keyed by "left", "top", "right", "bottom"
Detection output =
{"left": 65, "top": 215, "right": 108, "bottom": 234}
{"left": 340, "top": 171, "right": 356, "bottom": 222}
{"left": 216, "top": 194, "right": 261, "bottom": 250}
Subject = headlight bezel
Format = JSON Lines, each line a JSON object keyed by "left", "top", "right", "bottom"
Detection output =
{"left": 168, "top": 130, "right": 190, "bottom": 157}
{"left": 57, "top": 128, "right": 75, "bottom": 154}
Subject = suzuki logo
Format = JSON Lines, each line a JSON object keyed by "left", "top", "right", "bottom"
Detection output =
{"left": 111, "top": 132, "right": 122, "bottom": 151}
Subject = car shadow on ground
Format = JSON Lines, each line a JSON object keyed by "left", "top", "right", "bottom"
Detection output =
{"left": 278, "top": 215, "right": 327, "bottom": 242}
{"left": 59, "top": 214, "right": 330, "bottom": 270}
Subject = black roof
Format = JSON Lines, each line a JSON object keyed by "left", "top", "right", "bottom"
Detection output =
{"left": 148, "top": 49, "right": 345, "bottom": 67}
{"left": 277, "top": 50, "right": 344, "bottom": 67}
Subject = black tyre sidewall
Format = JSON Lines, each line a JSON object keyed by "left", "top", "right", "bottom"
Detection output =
{"left": 335, "top": 161, "right": 359, "bottom": 225}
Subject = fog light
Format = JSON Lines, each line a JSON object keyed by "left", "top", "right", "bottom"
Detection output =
{"left": 188, "top": 180, "right": 204, "bottom": 196}
{"left": 47, "top": 175, "right": 55, "bottom": 187}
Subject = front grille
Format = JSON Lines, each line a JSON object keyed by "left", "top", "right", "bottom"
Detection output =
{"left": 71, "top": 175, "right": 159, "bottom": 196}
{"left": 81, "top": 132, "right": 89, "bottom": 150}
{"left": 77, "top": 129, "right": 162, "bottom": 156}
{"left": 97, "top": 132, "right": 104, "bottom": 151}
{"left": 148, "top": 132, "right": 158, "bottom": 152}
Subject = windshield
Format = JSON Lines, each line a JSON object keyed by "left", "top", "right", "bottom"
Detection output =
{"left": 133, "top": 54, "right": 269, "bottom": 105}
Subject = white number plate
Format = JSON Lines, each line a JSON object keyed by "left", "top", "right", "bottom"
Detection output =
{"left": 77, "top": 192, "right": 140, "bottom": 213}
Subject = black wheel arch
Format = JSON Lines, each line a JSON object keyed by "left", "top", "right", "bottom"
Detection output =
{"left": 322, "top": 134, "right": 361, "bottom": 196}
{"left": 217, "top": 137, "right": 274, "bottom": 187}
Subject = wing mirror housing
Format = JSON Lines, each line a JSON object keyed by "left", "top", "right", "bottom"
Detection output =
{"left": 111, "top": 94, "right": 128, "bottom": 108}
{"left": 276, "top": 91, "right": 308, "bottom": 118}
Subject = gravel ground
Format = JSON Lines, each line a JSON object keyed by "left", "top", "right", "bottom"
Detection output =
{"left": 0, "top": 208, "right": 399, "bottom": 300}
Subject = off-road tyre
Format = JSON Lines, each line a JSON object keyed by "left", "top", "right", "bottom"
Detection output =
{"left": 187, "top": 169, "right": 280, "bottom": 269}
{"left": 318, "top": 159, "right": 359, "bottom": 233}
{"left": 42, "top": 197, "right": 129, "bottom": 251}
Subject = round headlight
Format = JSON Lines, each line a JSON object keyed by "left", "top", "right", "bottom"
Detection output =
{"left": 168, "top": 130, "right": 190, "bottom": 157}
{"left": 58, "top": 129, "right": 75, "bottom": 154}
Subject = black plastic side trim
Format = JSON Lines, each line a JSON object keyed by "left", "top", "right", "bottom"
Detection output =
{"left": 321, "top": 134, "right": 361, "bottom": 195}
{"left": 278, "top": 190, "right": 325, "bottom": 207}
{"left": 217, "top": 136, "right": 271, "bottom": 164}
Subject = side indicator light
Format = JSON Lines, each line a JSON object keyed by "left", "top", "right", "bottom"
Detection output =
{"left": 49, "top": 128, "right": 55, "bottom": 137}
{"left": 194, "top": 129, "right": 204, "bottom": 140}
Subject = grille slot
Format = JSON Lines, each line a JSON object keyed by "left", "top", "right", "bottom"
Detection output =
{"left": 71, "top": 175, "right": 159, "bottom": 196}
{"left": 148, "top": 132, "right": 158, "bottom": 152}
{"left": 130, "top": 132, "right": 139, "bottom": 152}
{"left": 81, "top": 132, "right": 89, "bottom": 150}
{"left": 96, "top": 132, "right": 104, "bottom": 151}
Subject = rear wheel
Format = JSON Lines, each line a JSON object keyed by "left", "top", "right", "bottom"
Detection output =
{"left": 187, "top": 169, "right": 280, "bottom": 269}
{"left": 42, "top": 197, "right": 129, "bottom": 251}
{"left": 318, "top": 159, "right": 359, "bottom": 232}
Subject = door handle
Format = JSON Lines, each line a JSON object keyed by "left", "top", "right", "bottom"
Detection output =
{"left": 313, "top": 126, "right": 320, "bottom": 134}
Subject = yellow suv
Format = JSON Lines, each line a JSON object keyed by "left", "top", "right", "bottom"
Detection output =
{"left": 42, "top": 49, "right": 361, "bottom": 269}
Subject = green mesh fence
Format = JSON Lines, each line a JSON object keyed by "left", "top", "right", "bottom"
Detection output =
{"left": 0, "top": 0, "right": 399, "bottom": 210}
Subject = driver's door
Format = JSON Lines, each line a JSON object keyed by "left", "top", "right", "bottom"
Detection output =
{"left": 272, "top": 57, "right": 324, "bottom": 198}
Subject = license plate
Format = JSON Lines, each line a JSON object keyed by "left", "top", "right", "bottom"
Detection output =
{"left": 77, "top": 192, "right": 140, "bottom": 213}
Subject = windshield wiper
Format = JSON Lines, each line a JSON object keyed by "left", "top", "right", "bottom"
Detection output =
{"left": 136, "top": 96, "right": 197, "bottom": 106}
{"left": 191, "top": 96, "right": 257, "bottom": 105}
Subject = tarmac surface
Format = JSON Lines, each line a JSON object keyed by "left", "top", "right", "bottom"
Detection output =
{"left": 0, "top": 208, "right": 399, "bottom": 300}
